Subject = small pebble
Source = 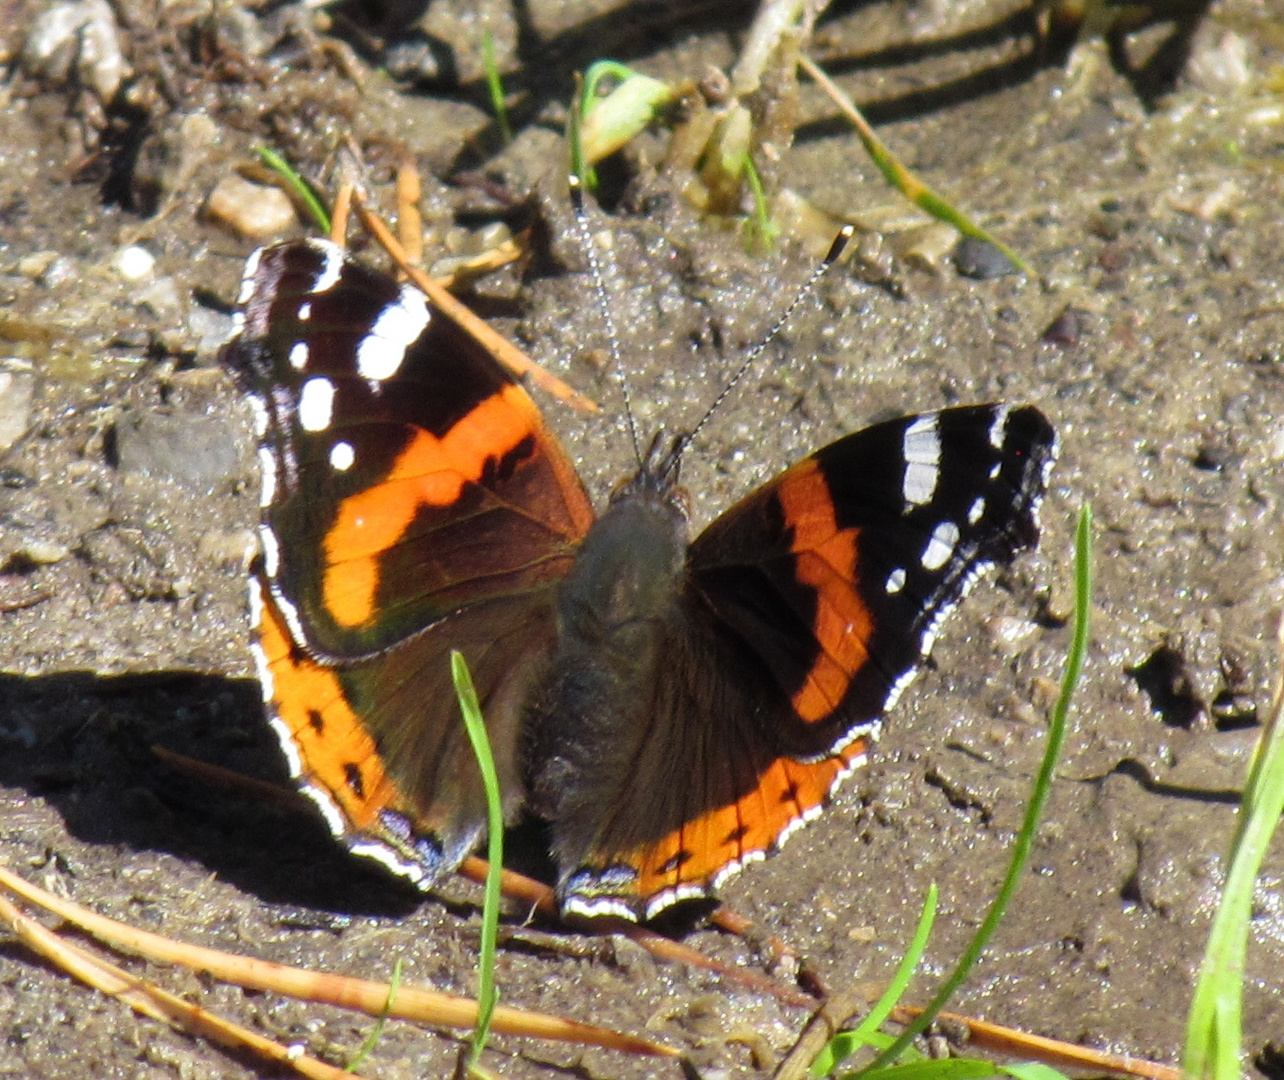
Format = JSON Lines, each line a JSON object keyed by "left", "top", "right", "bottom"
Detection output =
{"left": 135, "top": 276, "right": 183, "bottom": 321}
{"left": 384, "top": 31, "right": 453, "bottom": 86}
{"left": 1042, "top": 305, "right": 1083, "bottom": 345}
{"left": 0, "top": 366, "right": 35, "bottom": 453}
{"left": 16, "top": 252, "right": 59, "bottom": 280}
{"left": 197, "top": 528, "right": 257, "bottom": 570}
{"left": 22, "top": 0, "right": 129, "bottom": 102}
{"left": 900, "top": 222, "right": 957, "bottom": 272}
{"left": 113, "top": 245, "right": 155, "bottom": 281}
{"left": 113, "top": 410, "right": 245, "bottom": 490}
{"left": 988, "top": 614, "right": 1039, "bottom": 654}
{"left": 187, "top": 305, "right": 236, "bottom": 359}
{"left": 954, "top": 236, "right": 1017, "bottom": 279}
{"left": 20, "top": 539, "right": 69, "bottom": 565}
{"left": 204, "top": 174, "right": 296, "bottom": 240}
{"left": 17, "top": 252, "right": 77, "bottom": 288}
{"left": 1186, "top": 30, "right": 1251, "bottom": 94}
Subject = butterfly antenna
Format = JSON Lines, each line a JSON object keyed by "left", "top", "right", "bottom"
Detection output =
{"left": 669, "top": 225, "right": 856, "bottom": 478}
{"left": 569, "top": 173, "right": 643, "bottom": 466}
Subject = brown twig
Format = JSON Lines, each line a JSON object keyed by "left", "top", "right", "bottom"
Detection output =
{"left": 891, "top": 1006, "right": 1183, "bottom": 1080}
{"left": 353, "top": 192, "right": 600, "bottom": 413}
{"left": 395, "top": 158, "right": 423, "bottom": 270}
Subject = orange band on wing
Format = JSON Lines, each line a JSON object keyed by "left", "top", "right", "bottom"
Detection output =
{"left": 626, "top": 738, "right": 869, "bottom": 902}
{"left": 322, "top": 383, "right": 540, "bottom": 629}
{"left": 258, "top": 585, "right": 401, "bottom": 831}
{"left": 776, "top": 461, "right": 874, "bottom": 723}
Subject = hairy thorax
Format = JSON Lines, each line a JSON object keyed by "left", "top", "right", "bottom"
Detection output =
{"left": 523, "top": 482, "right": 689, "bottom": 827}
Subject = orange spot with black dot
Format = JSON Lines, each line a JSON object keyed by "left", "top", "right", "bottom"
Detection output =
{"left": 256, "top": 581, "right": 404, "bottom": 832}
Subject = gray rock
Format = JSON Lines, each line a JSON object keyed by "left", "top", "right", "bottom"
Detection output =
{"left": 111, "top": 409, "right": 244, "bottom": 491}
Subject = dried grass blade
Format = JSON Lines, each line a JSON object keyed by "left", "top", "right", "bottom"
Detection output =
{"left": 0, "top": 890, "right": 358, "bottom": 1080}
{"left": 0, "top": 863, "right": 675, "bottom": 1057}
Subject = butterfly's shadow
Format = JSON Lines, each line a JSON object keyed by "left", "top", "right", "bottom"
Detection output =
{"left": 0, "top": 671, "right": 426, "bottom": 918}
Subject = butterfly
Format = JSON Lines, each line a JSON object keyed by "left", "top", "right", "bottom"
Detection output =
{"left": 221, "top": 236, "right": 1056, "bottom": 922}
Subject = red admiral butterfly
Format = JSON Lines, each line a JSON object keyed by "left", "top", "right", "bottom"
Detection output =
{"left": 222, "top": 236, "right": 1056, "bottom": 921}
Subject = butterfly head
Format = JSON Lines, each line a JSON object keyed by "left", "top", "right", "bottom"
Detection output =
{"left": 609, "top": 429, "right": 692, "bottom": 520}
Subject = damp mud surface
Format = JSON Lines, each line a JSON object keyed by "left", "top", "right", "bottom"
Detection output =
{"left": 1, "top": 1, "right": 1283, "bottom": 1077}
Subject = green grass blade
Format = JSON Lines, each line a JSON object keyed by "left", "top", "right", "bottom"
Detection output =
{"left": 345, "top": 957, "right": 402, "bottom": 1072}
{"left": 861, "top": 505, "right": 1092, "bottom": 1072}
{"left": 850, "top": 1054, "right": 1071, "bottom": 1080}
{"left": 796, "top": 55, "right": 1030, "bottom": 276}
{"left": 742, "top": 153, "right": 780, "bottom": 252}
{"left": 850, "top": 1054, "right": 1072, "bottom": 1080}
{"left": 451, "top": 651, "right": 504, "bottom": 1072}
{"left": 1183, "top": 620, "right": 1284, "bottom": 1079}
{"left": 574, "top": 60, "right": 675, "bottom": 186}
{"left": 995, "top": 1063, "right": 1069, "bottom": 1080}
{"left": 255, "top": 147, "right": 331, "bottom": 235}
{"left": 568, "top": 72, "right": 590, "bottom": 189}
{"left": 856, "top": 1057, "right": 1000, "bottom": 1080}
{"left": 482, "top": 30, "right": 513, "bottom": 145}
{"left": 811, "top": 884, "right": 938, "bottom": 1076}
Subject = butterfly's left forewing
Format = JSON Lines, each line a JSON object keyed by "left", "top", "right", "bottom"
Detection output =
{"left": 226, "top": 239, "right": 593, "bottom": 661}
{"left": 693, "top": 404, "right": 1056, "bottom": 750}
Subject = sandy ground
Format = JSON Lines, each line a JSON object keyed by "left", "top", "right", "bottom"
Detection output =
{"left": 1, "top": 1, "right": 1282, "bottom": 1077}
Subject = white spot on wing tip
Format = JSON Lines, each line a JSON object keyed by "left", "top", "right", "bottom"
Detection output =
{"left": 308, "top": 240, "right": 345, "bottom": 293}
{"left": 989, "top": 404, "right": 1011, "bottom": 449}
{"left": 356, "top": 286, "right": 430, "bottom": 380}
{"left": 257, "top": 446, "right": 278, "bottom": 507}
{"left": 236, "top": 247, "right": 264, "bottom": 304}
{"left": 902, "top": 414, "right": 941, "bottom": 507}
{"left": 298, "top": 376, "right": 335, "bottom": 432}
{"left": 247, "top": 394, "right": 269, "bottom": 438}
{"left": 288, "top": 341, "right": 309, "bottom": 370}
{"left": 259, "top": 526, "right": 280, "bottom": 578}
{"left": 903, "top": 462, "right": 937, "bottom": 507}
{"left": 329, "top": 441, "right": 355, "bottom": 471}
{"left": 921, "top": 519, "right": 960, "bottom": 571}
{"left": 886, "top": 567, "right": 906, "bottom": 594}
{"left": 246, "top": 578, "right": 264, "bottom": 628}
